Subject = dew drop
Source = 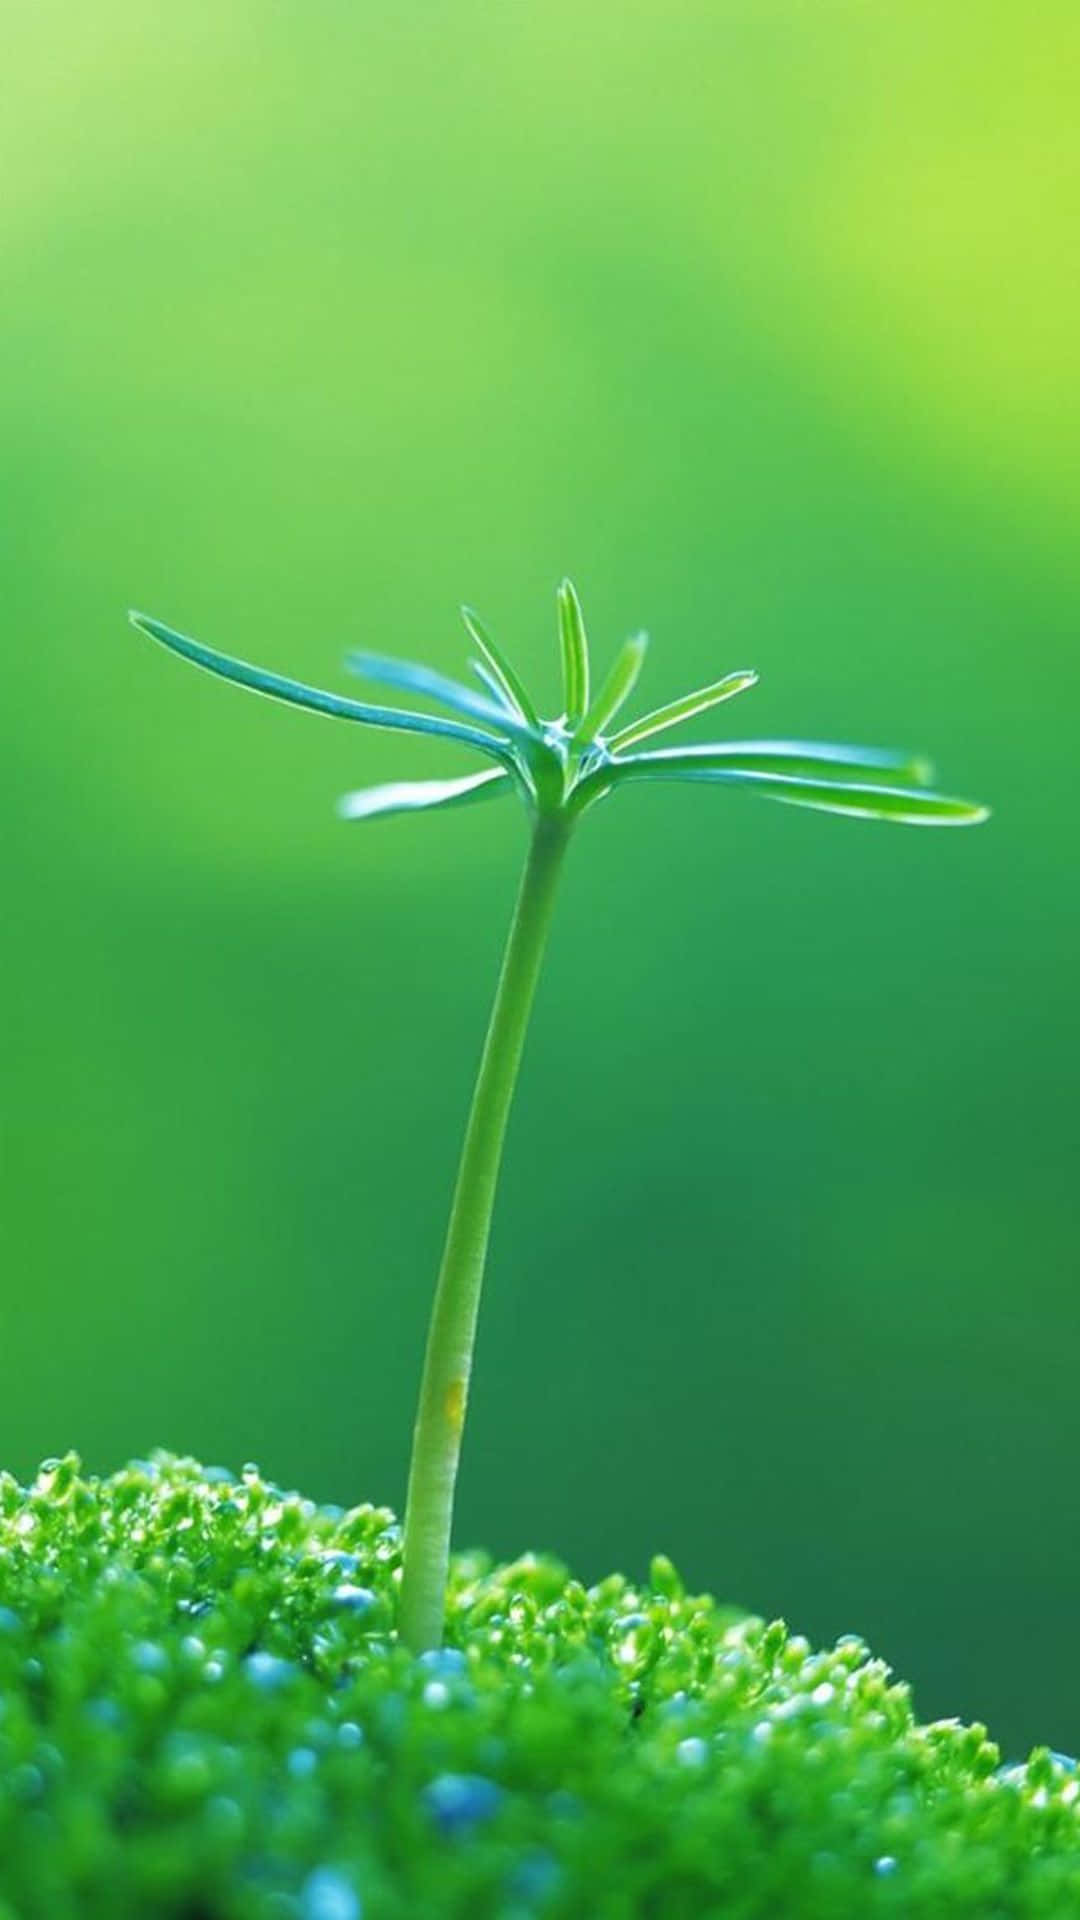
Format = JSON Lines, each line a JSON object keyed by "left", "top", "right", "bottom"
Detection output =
{"left": 330, "top": 1584, "right": 376, "bottom": 1617}
{"left": 423, "top": 1772, "right": 502, "bottom": 1834}
{"left": 300, "top": 1866, "right": 361, "bottom": 1920}
{"left": 244, "top": 1651, "right": 295, "bottom": 1692}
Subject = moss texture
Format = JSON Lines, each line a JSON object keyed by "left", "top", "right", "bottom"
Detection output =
{"left": 0, "top": 1454, "right": 1076, "bottom": 1918}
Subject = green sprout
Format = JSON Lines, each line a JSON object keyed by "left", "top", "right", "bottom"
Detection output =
{"left": 130, "top": 582, "right": 988, "bottom": 1653}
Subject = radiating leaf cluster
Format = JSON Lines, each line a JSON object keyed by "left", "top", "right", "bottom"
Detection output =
{"left": 130, "top": 584, "right": 988, "bottom": 830}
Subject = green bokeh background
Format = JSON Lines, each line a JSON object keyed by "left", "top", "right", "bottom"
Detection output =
{"left": 4, "top": 4, "right": 1077, "bottom": 1758}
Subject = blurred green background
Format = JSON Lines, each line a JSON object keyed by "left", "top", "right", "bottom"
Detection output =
{"left": 3, "top": 2, "right": 1077, "bottom": 1758}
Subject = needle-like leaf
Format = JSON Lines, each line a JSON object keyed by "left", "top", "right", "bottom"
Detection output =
{"left": 345, "top": 650, "right": 537, "bottom": 743}
{"left": 470, "top": 658, "right": 518, "bottom": 712}
{"left": 576, "top": 633, "right": 648, "bottom": 742}
{"left": 608, "top": 670, "right": 759, "bottom": 751}
{"left": 606, "top": 740, "right": 936, "bottom": 785}
{"left": 596, "top": 758, "right": 988, "bottom": 824}
{"left": 557, "top": 579, "right": 590, "bottom": 727}
{"left": 130, "top": 613, "right": 515, "bottom": 764}
{"left": 743, "top": 775, "right": 988, "bottom": 825}
{"left": 460, "top": 606, "right": 540, "bottom": 729}
{"left": 337, "top": 768, "right": 511, "bottom": 823}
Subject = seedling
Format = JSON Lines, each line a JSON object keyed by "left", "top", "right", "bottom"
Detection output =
{"left": 130, "top": 583, "right": 987, "bottom": 1653}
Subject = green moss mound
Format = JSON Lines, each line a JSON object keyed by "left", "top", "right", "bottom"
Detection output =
{"left": 0, "top": 1455, "right": 1077, "bottom": 1918}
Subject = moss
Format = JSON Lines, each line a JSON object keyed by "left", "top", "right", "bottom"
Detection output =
{"left": 0, "top": 1455, "right": 1076, "bottom": 1919}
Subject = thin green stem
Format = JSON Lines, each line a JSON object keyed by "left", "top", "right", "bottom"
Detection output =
{"left": 398, "top": 815, "right": 572, "bottom": 1651}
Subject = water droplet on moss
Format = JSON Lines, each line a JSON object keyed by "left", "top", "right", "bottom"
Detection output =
{"left": 85, "top": 1698, "right": 125, "bottom": 1730}
{"left": 206, "top": 1794, "right": 244, "bottom": 1840}
{"left": 546, "top": 1789, "right": 582, "bottom": 1822}
{"left": 507, "top": 1850, "right": 561, "bottom": 1901}
{"left": 318, "top": 1550, "right": 359, "bottom": 1575}
{"left": 300, "top": 1866, "right": 361, "bottom": 1920}
{"left": 10, "top": 1764, "right": 43, "bottom": 1805}
{"left": 132, "top": 1640, "right": 169, "bottom": 1676}
{"left": 418, "top": 1647, "right": 467, "bottom": 1677}
{"left": 423, "top": 1772, "right": 502, "bottom": 1834}
{"left": 329, "top": 1584, "right": 376, "bottom": 1617}
{"left": 244, "top": 1652, "right": 295, "bottom": 1692}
